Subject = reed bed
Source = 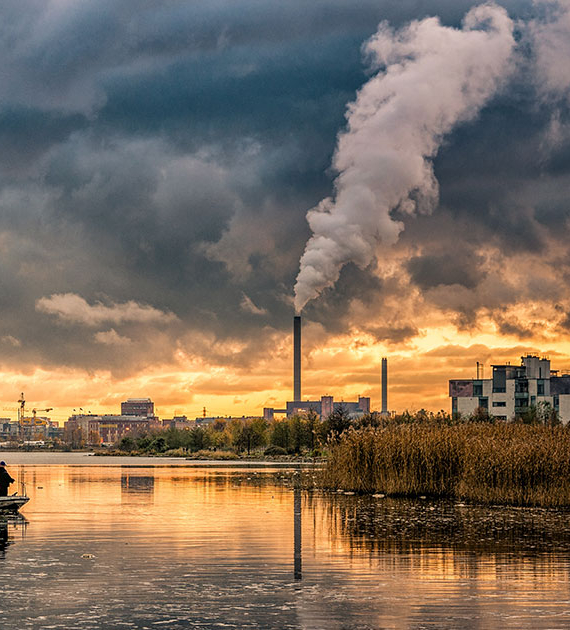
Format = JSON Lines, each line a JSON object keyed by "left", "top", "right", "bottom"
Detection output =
{"left": 321, "top": 424, "right": 570, "bottom": 506}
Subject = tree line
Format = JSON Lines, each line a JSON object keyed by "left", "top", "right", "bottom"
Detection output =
{"left": 81, "top": 401, "right": 563, "bottom": 455}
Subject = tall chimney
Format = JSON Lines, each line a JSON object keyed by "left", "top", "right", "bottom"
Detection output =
{"left": 294, "top": 316, "right": 301, "bottom": 401}
{"left": 381, "top": 357, "right": 388, "bottom": 414}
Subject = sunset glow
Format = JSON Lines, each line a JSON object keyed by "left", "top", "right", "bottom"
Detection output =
{"left": 1, "top": 0, "right": 570, "bottom": 423}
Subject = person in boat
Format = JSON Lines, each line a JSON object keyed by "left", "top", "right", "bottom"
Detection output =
{"left": 0, "top": 461, "right": 15, "bottom": 497}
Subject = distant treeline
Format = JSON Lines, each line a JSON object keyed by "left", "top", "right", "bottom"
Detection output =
{"left": 113, "top": 406, "right": 362, "bottom": 457}
{"left": 112, "top": 402, "right": 561, "bottom": 460}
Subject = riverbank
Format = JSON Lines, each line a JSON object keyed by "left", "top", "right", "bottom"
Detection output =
{"left": 321, "top": 423, "right": 570, "bottom": 507}
{"left": 90, "top": 447, "right": 322, "bottom": 464}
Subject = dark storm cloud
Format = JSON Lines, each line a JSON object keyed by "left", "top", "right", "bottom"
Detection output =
{"left": 495, "top": 317, "right": 537, "bottom": 339}
{"left": 0, "top": 0, "right": 566, "bottom": 376}
{"left": 407, "top": 253, "right": 486, "bottom": 291}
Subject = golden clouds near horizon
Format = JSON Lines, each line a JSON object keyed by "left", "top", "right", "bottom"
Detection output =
{"left": 1, "top": 313, "right": 569, "bottom": 420}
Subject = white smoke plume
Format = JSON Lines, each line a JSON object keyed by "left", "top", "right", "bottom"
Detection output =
{"left": 294, "top": 3, "right": 515, "bottom": 312}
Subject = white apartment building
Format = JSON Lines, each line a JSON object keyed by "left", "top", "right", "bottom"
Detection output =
{"left": 449, "top": 355, "right": 570, "bottom": 424}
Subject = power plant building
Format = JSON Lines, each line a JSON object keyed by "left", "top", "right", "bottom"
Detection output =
{"left": 449, "top": 354, "right": 570, "bottom": 424}
{"left": 286, "top": 396, "right": 369, "bottom": 419}
{"left": 263, "top": 315, "right": 372, "bottom": 420}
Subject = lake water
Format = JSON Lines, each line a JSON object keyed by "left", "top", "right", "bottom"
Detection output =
{"left": 2, "top": 452, "right": 570, "bottom": 629}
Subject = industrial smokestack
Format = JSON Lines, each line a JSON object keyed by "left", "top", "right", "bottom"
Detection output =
{"left": 381, "top": 357, "right": 388, "bottom": 414}
{"left": 294, "top": 316, "right": 301, "bottom": 401}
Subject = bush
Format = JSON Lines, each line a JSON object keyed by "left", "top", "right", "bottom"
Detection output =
{"left": 264, "top": 445, "right": 288, "bottom": 456}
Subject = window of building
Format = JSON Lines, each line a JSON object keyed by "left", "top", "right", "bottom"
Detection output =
{"left": 493, "top": 387, "right": 506, "bottom": 393}
{"left": 492, "top": 401, "right": 506, "bottom": 407}
{"left": 479, "top": 397, "right": 488, "bottom": 409}
{"left": 473, "top": 382, "right": 483, "bottom": 397}
{"left": 537, "top": 380, "right": 545, "bottom": 395}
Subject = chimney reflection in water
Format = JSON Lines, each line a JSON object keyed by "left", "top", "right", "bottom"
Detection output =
{"left": 294, "top": 487, "right": 302, "bottom": 580}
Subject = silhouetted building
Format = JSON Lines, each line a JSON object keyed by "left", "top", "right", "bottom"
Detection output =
{"left": 450, "top": 354, "right": 570, "bottom": 423}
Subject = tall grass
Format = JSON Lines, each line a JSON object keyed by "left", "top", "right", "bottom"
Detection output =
{"left": 321, "top": 424, "right": 570, "bottom": 506}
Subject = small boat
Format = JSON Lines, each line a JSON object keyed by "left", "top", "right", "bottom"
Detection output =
{"left": 0, "top": 495, "right": 29, "bottom": 511}
{"left": 0, "top": 482, "right": 29, "bottom": 512}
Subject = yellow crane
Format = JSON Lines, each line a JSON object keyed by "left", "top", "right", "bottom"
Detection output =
{"left": 14, "top": 393, "right": 54, "bottom": 440}
{"left": 32, "top": 408, "right": 53, "bottom": 418}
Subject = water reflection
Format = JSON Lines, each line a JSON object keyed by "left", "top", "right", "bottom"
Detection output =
{"left": 121, "top": 472, "right": 155, "bottom": 505}
{"left": 0, "top": 518, "right": 9, "bottom": 557}
{"left": 0, "top": 513, "right": 27, "bottom": 559}
{"left": 314, "top": 492, "right": 570, "bottom": 554}
{"left": 294, "top": 487, "right": 302, "bottom": 580}
{"left": 1, "top": 462, "right": 570, "bottom": 629}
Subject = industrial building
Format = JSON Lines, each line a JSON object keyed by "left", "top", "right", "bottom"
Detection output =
{"left": 449, "top": 354, "right": 570, "bottom": 424}
{"left": 263, "top": 315, "right": 376, "bottom": 421}
{"left": 121, "top": 398, "right": 155, "bottom": 417}
{"left": 264, "top": 396, "right": 370, "bottom": 421}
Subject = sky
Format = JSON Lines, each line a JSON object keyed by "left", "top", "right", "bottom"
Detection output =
{"left": 2, "top": 0, "right": 570, "bottom": 422}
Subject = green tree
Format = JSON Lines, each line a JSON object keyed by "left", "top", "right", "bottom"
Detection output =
{"left": 324, "top": 404, "right": 352, "bottom": 441}
{"left": 305, "top": 409, "right": 320, "bottom": 452}
{"left": 232, "top": 418, "right": 267, "bottom": 455}
{"left": 136, "top": 433, "right": 153, "bottom": 451}
{"left": 269, "top": 419, "right": 290, "bottom": 450}
{"left": 289, "top": 415, "right": 304, "bottom": 454}
{"left": 150, "top": 436, "right": 168, "bottom": 453}
{"left": 117, "top": 436, "right": 136, "bottom": 452}
{"left": 189, "top": 427, "right": 210, "bottom": 452}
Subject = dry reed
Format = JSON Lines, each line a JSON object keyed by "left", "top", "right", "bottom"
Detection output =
{"left": 321, "top": 424, "right": 570, "bottom": 506}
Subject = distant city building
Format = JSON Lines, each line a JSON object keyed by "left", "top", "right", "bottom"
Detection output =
{"left": 65, "top": 414, "right": 152, "bottom": 446}
{"left": 449, "top": 354, "right": 570, "bottom": 424}
{"left": 194, "top": 416, "right": 223, "bottom": 426}
{"left": 0, "top": 419, "right": 18, "bottom": 441}
{"left": 263, "top": 396, "right": 371, "bottom": 421}
{"left": 195, "top": 416, "right": 261, "bottom": 426}
{"left": 20, "top": 416, "right": 60, "bottom": 440}
{"left": 162, "top": 416, "right": 195, "bottom": 430}
{"left": 121, "top": 398, "right": 155, "bottom": 417}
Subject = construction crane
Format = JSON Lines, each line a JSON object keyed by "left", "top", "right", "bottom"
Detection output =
{"left": 14, "top": 393, "right": 54, "bottom": 440}
{"left": 32, "top": 408, "right": 53, "bottom": 418}
{"left": 17, "top": 393, "right": 25, "bottom": 438}
{"left": 18, "top": 392, "right": 25, "bottom": 422}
